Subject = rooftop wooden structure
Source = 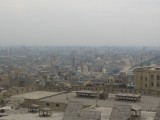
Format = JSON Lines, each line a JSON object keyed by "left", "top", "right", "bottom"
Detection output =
{"left": 76, "top": 90, "right": 98, "bottom": 98}
{"left": 39, "top": 108, "right": 52, "bottom": 117}
{"left": 28, "top": 104, "right": 40, "bottom": 113}
{"left": 115, "top": 93, "right": 141, "bottom": 101}
{"left": 131, "top": 104, "right": 142, "bottom": 117}
{"left": 76, "top": 90, "right": 107, "bottom": 100}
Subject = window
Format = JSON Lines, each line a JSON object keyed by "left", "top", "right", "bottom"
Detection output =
{"left": 141, "top": 76, "right": 143, "bottom": 80}
{"left": 157, "top": 83, "right": 160, "bottom": 87}
{"left": 157, "top": 75, "right": 160, "bottom": 80}
{"left": 56, "top": 104, "right": 59, "bottom": 107}
{"left": 151, "top": 75, "right": 154, "bottom": 80}
{"left": 145, "top": 77, "right": 147, "bottom": 81}
{"left": 46, "top": 103, "right": 50, "bottom": 106}
{"left": 151, "top": 82, "right": 154, "bottom": 86}
{"left": 145, "top": 84, "right": 147, "bottom": 88}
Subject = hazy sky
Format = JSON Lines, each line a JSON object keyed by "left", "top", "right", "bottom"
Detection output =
{"left": 0, "top": 0, "right": 160, "bottom": 46}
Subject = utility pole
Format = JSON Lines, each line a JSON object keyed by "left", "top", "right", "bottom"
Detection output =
{"left": 96, "top": 90, "right": 99, "bottom": 107}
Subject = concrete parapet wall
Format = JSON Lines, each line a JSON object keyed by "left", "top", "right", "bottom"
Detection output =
{"left": 39, "top": 86, "right": 160, "bottom": 97}
{"left": 24, "top": 100, "right": 91, "bottom": 112}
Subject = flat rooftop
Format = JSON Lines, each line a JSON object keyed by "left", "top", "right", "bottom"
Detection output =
{"left": 134, "top": 66, "right": 160, "bottom": 72}
{"left": 0, "top": 108, "right": 64, "bottom": 120}
{"left": 40, "top": 91, "right": 160, "bottom": 111}
{"left": 12, "top": 91, "right": 64, "bottom": 100}
{"left": 0, "top": 107, "right": 156, "bottom": 120}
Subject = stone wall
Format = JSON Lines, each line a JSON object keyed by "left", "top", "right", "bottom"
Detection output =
{"left": 1, "top": 85, "right": 160, "bottom": 111}
{"left": 0, "top": 85, "right": 38, "bottom": 105}
{"left": 3, "top": 86, "right": 38, "bottom": 98}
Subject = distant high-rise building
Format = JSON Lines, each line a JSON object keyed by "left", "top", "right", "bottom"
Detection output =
{"left": 77, "top": 66, "right": 81, "bottom": 73}
{"left": 81, "top": 65, "right": 89, "bottom": 76}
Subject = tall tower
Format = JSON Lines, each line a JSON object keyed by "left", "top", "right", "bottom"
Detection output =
{"left": 50, "top": 52, "right": 56, "bottom": 67}
{"left": 72, "top": 55, "right": 75, "bottom": 68}
{"left": 71, "top": 51, "right": 76, "bottom": 71}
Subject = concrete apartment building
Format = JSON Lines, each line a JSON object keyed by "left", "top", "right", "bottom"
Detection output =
{"left": 134, "top": 66, "right": 160, "bottom": 91}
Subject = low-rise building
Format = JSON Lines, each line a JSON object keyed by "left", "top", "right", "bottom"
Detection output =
{"left": 134, "top": 66, "right": 160, "bottom": 91}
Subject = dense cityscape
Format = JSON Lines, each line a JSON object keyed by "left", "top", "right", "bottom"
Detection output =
{"left": 0, "top": 46, "right": 160, "bottom": 119}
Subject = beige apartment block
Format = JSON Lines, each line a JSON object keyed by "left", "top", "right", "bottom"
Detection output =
{"left": 134, "top": 66, "right": 160, "bottom": 91}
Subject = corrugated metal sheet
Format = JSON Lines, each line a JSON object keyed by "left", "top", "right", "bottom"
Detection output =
{"left": 109, "top": 104, "right": 131, "bottom": 120}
